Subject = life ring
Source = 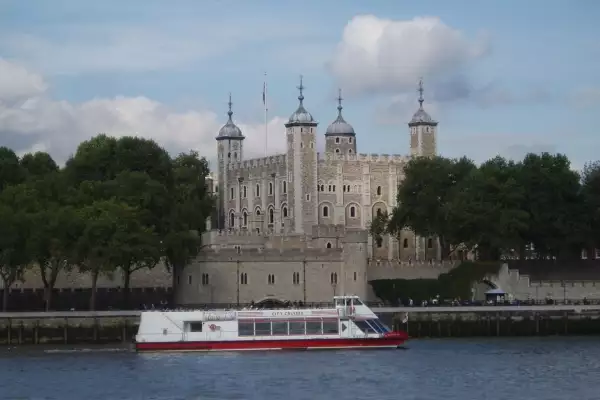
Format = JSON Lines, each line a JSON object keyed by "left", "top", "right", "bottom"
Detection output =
{"left": 209, "top": 324, "right": 217, "bottom": 331}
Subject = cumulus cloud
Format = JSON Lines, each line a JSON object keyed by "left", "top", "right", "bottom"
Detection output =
{"left": 329, "top": 15, "right": 490, "bottom": 97}
{"left": 0, "top": 59, "right": 286, "bottom": 168}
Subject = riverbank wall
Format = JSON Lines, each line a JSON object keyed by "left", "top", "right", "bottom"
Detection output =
{"left": 2, "top": 307, "right": 600, "bottom": 345}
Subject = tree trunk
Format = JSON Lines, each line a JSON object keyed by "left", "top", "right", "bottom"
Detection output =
{"left": 122, "top": 267, "right": 131, "bottom": 310}
{"left": 89, "top": 268, "right": 99, "bottom": 311}
{"left": 171, "top": 264, "right": 179, "bottom": 307}
{"left": 2, "top": 280, "right": 8, "bottom": 312}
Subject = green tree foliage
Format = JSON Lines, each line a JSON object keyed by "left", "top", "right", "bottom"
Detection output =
{"left": 0, "top": 134, "right": 215, "bottom": 310}
{"left": 378, "top": 152, "right": 599, "bottom": 261}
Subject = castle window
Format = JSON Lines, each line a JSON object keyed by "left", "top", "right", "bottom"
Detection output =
{"left": 306, "top": 194, "right": 310, "bottom": 201}
{"left": 320, "top": 185, "right": 324, "bottom": 192}
{"left": 268, "top": 274, "right": 276, "bottom": 285}
{"left": 240, "top": 273, "right": 248, "bottom": 285}
{"left": 348, "top": 149, "right": 353, "bottom": 154}
{"left": 335, "top": 137, "right": 340, "bottom": 144}
{"left": 353, "top": 271, "right": 357, "bottom": 281}
{"left": 300, "top": 142, "right": 304, "bottom": 148}
{"left": 282, "top": 206, "right": 288, "bottom": 218}
{"left": 376, "top": 186, "right": 382, "bottom": 196}
{"left": 256, "top": 184, "right": 260, "bottom": 197}
{"left": 269, "top": 208, "right": 274, "bottom": 224}
{"left": 428, "top": 238, "right": 433, "bottom": 248}
{"left": 282, "top": 181, "right": 287, "bottom": 194}
{"left": 243, "top": 186, "right": 247, "bottom": 198}
{"left": 234, "top": 152, "right": 238, "bottom": 160}
{"left": 349, "top": 138, "right": 353, "bottom": 144}
{"left": 332, "top": 185, "right": 336, "bottom": 192}
{"left": 255, "top": 208, "right": 261, "bottom": 216}
{"left": 293, "top": 272, "right": 300, "bottom": 285}
{"left": 243, "top": 211, "right": 248, "bottom": 227}
{"left": 229, "top": 212, "right": 235, "bottom": 228}
{"left": 403, "top": 238, "right": 408, "bottom": 248}
{"left": 376, "top": 237, "right": 383, "bottom": 248}
{"left": 330, "top": 272, "right": 338, "bottom": 284}
{"left": 269, "top": 182, "right": 273, "bottom": 195}
{"left": 323, "top": 206, "right": 329, "bottom": 217}
{"left": 201, "top": 273, "right": 210, "bottom": 286}
{"left": 230, "top": 187, "right": 234, "bottom": 200}
{"left": 376, "top": 208, "right": 382, "bottom": 217}
{"left": 335, "top": 149, "right": 340, "bottom": 154}
{"left": 188, "top": 275, "right": 192, "bottom": 285}
{"left": 310, "top": 142, "right": 314, "bottom": 149}
{"left": 328, "top": 185, "right": 332, "bottom": 192}
{"left": 350, "top": 206, "right": 356, "bottom": 218}
{"left": 326, "top": 242, "right": 332, "bottom": 249}
{"left": 228, "top": 152, "right": 231, "bottom": 159}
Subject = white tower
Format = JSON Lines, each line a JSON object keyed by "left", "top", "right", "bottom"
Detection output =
{"left": 409, "top": 79, "right": 437, "bottom": 158}
{"left": 216, "top": 94, "right": 245, "bottom": 230}
{"left": 285, "top": 76, "right": 318, "bottom": 234}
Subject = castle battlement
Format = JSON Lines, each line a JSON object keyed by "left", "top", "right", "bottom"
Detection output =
{"left": 195, "top": 247, "right": 344, "bottom": 262}
{"left": 226, "top": 154, "right": 287, "bottom": 172}
{"left": 318, "top": 152, "right": 410, "bottom": 163}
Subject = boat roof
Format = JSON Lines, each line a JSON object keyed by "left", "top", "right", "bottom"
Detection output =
{"left": 333, "top": 295, "right": 361, "bottom": 300}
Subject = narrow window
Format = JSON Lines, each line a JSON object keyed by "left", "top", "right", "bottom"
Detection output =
{"left": 335, "top": 137, "right": 340, "bottom": 143}
{"left": 403, "top": 238, "right": 408, "bottom": 248}
{"left": 256, "top": 184, "right": 260, "bottom": 197}
{"left": 282, "top": 207, "right": 288, "bottom": 218}
{"left": 350, "top": 206, "right": 356, "bottom": 218}
{"left": 269, "top": 208, "right": 274, "bottom": 224}
{"left": 269, "top": 182, "right": 273, "bottom": 195}
{"left": 376, "top": 186, "right": 382, "bottom": 196}
{"left": 243, "top": 211, "right": 248, "bottom": 226}
{"left": 283, "top": 181, "right": 287, "bottom": 193}
{"left": 243, "top": 186, "right": 247, "bottom": 198}
{"left": 230, "top": 187, "right": 234, "bottom": 200}
{"left": 323, "top": 206, "right": 329, "bottom": 217}
{"left": 326, "top": 242, "right": 332, "bottom": 249}
{"left": 428, "top": 238, "right": 433, "bottom": 248}
{"left": 229, "top": 212, "right": 235, "bottom": 227}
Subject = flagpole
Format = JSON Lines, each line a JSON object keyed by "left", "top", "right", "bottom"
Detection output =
{"left": 264, "top": 72, "right": 268, "bottom": 157}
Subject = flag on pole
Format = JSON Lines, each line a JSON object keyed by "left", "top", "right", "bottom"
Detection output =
{"left": 262, "top": 81, "right": 266, "bottom": 105}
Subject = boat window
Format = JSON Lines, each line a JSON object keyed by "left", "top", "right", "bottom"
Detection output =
{"left": 272, "top": 321, "right": 288, "bottom": 335}
{"left": 353, "top": 299, "right": 364, "bottom": 306}
{"left": 370, "top": 319, "right": 391, "bottom": 333}
{"left": 255, "top": 322, "right": 271, "bottom": 336}
{"left": 188, "top": 322, "right": 203, "bottom": 332}
{"left": 354, "top": 320, "right": 377, "bottom": 334}
{"left": 365, "top": 320, "right": 385, "bottom": 334}
{"left": 306, "top": 320, "right": 323, "bottom": 335}
{"left": 323, "top": 320, "right": 339, "bottom": 334}
{"left": 238, "top": 321, "right": 254, "bottom": 336}
{"left": 289, "top": 321, "right": 305, "bottom": 335}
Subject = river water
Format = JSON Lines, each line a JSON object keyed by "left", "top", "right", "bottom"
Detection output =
{"left": 1, "top": 337, "right": 599, "bottom": 400}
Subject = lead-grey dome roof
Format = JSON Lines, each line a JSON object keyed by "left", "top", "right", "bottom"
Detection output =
{"left": 408, "top": 79, "right": 438, "bottom": 127}
{"left": 286, "top": 76, "right": 317, "bottom": 127}
{"left": 325, "top": 90, "right": 355, "bottom": 137}
{"left": 216, "top": 95, "right": 245, "bottom": 140}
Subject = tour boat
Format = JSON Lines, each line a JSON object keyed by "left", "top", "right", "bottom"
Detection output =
{"left": 134, "top": 295, "right": 408, "bottom": 352}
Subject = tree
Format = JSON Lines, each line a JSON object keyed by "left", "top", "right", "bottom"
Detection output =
{"left": 387, "top": 156, "right": 476, "bottom": 259}
{"left": 448, "top": 157, "right": 529, "bottom": 260}
{"left": 582, "top": 161, "right": 600, "bottom": 256}
{"left": 64, "top": 134, "right": 119, "bottom": 184}
{"left": 518, "top": 153, "right": 585, "bottom": 259}
{"left": 20, "top": 152, "right": 59, "bottom": 179}
{"left": 163, "top": 151, "right": 215, "bottom": 296}
{"left": 0, "top": 147, "right": 24, "bottom": 192}
{"left": 0, "top": 204, "right": 30, "bottom": 311}
{"left": 75, "top": 200, "right": 137, "bottom": 310}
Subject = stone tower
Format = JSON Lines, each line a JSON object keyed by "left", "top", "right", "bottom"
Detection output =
{"left": 285, "top": 76, "right": 318, "bottom": 234}
{"left": 216, "top": 94, "right": 245, "bottom": 229}
{"left": 409, "top": 79, "right": 437, "bottom": 157}
{"left": 325, "top": 89, "right": 357, "bottom": 155}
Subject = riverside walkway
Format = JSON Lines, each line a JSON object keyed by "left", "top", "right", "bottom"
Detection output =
{"left": 2, "top": 304, "right": 600, "bottom": 318}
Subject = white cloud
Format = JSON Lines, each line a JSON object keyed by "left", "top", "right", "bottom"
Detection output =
{"left": 329, "top": 15, "right": 490, "bottom": 96}
{"left": 0, "top": 59, "right": 286, "bottom": 168}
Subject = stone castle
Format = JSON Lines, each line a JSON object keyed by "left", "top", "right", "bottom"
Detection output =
{"left": 175, "top": 78, "right": 447, "bottom": 305}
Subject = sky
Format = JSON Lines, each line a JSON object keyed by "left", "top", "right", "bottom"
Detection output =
{"left": 0, "top": 0, "right": 599, "bottom": 171}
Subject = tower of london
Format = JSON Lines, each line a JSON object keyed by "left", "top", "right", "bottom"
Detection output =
{"left": 175, "top": 78, "right": 444, "bottom": 306}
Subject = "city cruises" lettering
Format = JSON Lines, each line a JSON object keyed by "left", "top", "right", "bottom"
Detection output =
{"left": 271, "top": 311, "right": 305, "bottom": 317}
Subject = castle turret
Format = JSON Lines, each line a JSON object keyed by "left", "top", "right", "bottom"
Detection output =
{"left": 285, "top": 76, "right": 318, "bottom": 234}
{"left": 409, "top": 79, "right": 437, "bottom": 157}
{"left": 325, "top": 89, "right": 356, "bottom": 155}
{"left": 216, "top": 94, "right": 245, "bottom": 230}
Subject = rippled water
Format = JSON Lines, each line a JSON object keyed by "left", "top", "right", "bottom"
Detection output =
{"left": 1, "top": 337, "right": 600, "bottom": 400}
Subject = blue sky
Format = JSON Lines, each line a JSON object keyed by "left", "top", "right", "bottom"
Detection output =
{"left": 0, "top": 0, "right": 598, "bottom": 169}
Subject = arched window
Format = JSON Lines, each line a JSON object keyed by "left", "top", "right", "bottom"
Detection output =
{"left": 403, "top": 238, "right": 409, "bottom": 248}
{"left": 350, "top": 206, "right": 356, "bottom": 218}
{"left": 348, "top": 149, "right": 353, "bottom": 154}
{"left": 335, "top": 149, "right": 340, "bottom": 154}
{"left": 320, "top": 185, "right": 324, "bottom": 192}
{"left": 335, "top": 137, "right": 340, "bottom": 143}
{"left": 376, "top": 208, "right": 382, "bottom": 217}
{"left": 243, "top": 211, "right": 248, "bottom": 227}
{"left": 326, "top": 242, "right": 332, "bottom": 249}
{"left": 256, "top": 184, "right": 260, "bottom": 197}
{"left": 269, "top": 182, "right": 273, "bottom": 195}
{"left": 332, "top": 185, "right": 336, "bottom": 192}
{"left": 428, "top": 238, "right": 433, "bottom": 248}
{"left": 376, "top": 186, "right": 382, "bottom": 196}
{"left": 269, "top": 208, "right": 274, "bottom": 224}
{"left": 255, "top": 207, "right": 261, "bottom": 216}
{"left": 229, "top": 212, "right": 235, "bottom": 227}
{"left": 282, "top": 181, "right": 287, "bottom": 194}
{"left": 323, "top": 206, "right": 329, "bottom": 217}
{"left": 282, "top": 206, "right": 288, "bottom": 218}
{"left": 376, "top": 237, "right": 383, "bottom": 248}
